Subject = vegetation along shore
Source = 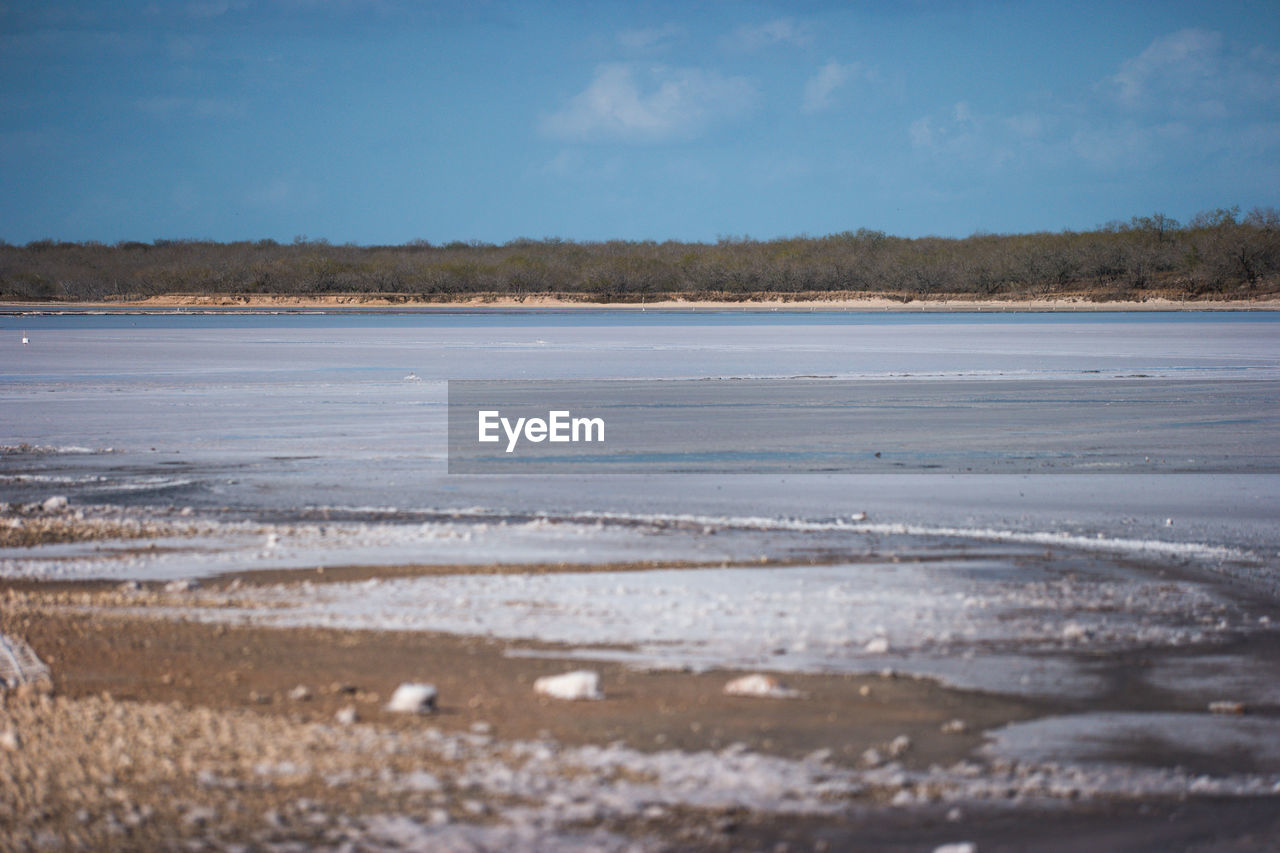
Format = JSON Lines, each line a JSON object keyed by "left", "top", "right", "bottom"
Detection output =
{"left": 3, "top": 207, "right": 1277, "bottom": 306}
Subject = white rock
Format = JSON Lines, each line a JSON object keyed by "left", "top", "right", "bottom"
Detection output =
{"left": 723, "top": 673, "right": 801, "bottom": 699}
{"left": 933, "top": 844, "right": 976, "bottom": 853}
{"left": 386, "top": 683, "right": 438, "bottom": 713}
{"left": 288, "top": 684, "right": 311, "bottom": 702}
{"left": 888, "top": 734, "right": 912, "bottom": 757}
{"left": 0, "top": 729, "right": 21, "bottom": 751}
{"left": 41, "top": 496, "right": 68, "bottom": 512}
{"left": 1061, "top": 621, "right": 1090, "bottom": 641}
{"left": 940, "top": 719, "right": 968, "bottom": 734}
{"left": 334, "top": 706, "right": 358, "bottom": 725}
{"left": 533, "top": 670, "right": 602, "bottom": 701}
{"left": 865, "top": 637, "right": 890, "bottom": 654}
{"left": 164, "top": 579, "right": 199, "bottom": 593}
{"left": 851, "top": 511, "right": 868, "bottom": 522}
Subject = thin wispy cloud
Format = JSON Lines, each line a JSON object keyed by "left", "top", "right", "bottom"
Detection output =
{"left": 723, "top": 17, "right": 811, "bottom": 51}
{"left": 245, "top": 177, "right": 320, "bottom": 210}
{"left": 1110, "top": 28, "right": 1224, "bottom": 107}
{"left": 1107, "top": 27, "right": 1280, "bottom": 121}
{"left": 802, "top": 60, "right": 861, "bottom": 113}
{"left": 910, "top": 29, "right": 1280, "bottom": 173}
{"left": 541, "top": 64, "right": 756, "bottom": 143}
{"left": 617, "top": 23, "right": 684, "bottom": 52}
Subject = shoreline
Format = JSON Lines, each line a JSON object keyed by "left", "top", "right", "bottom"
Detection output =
{"left": 3, "top": 293, "right": 1280, "bottom": 312}
{"left": 5, "top": 570, "right": 1280, "bottom": 850}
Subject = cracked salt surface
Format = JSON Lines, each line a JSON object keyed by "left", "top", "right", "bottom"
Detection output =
{"left": 178, "top": 550, "right": 1245, "bottom": 699}
{"left": 0, "top": 508, "right": 731, "bottom": 581}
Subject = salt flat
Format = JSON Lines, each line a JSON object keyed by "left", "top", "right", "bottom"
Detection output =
{"left": 2, "top": 309, "right": 1279, "bottom": 849}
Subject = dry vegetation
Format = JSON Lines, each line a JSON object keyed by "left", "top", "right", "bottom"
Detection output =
{"left": 3, "top": 207, "right": 1279, "bottom": 304}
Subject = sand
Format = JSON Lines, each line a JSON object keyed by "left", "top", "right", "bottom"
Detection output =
{"left": 4, "top": 293, "right": 1279, "bottom": 311}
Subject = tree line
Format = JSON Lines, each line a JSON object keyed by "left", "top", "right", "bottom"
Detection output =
{"left": 2, "top": 207, "right": 1277, "bottom": 303}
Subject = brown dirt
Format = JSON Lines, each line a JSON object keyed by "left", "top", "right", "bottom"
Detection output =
{"left": 1, "top": 594, "right": 1040, "bottom": 768}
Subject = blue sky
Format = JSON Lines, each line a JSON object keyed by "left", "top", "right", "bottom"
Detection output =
{"left": 2, "top": 1, "right": 1278, "bottom": 244}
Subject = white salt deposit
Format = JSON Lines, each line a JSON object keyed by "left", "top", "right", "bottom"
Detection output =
{"left": 864, "top": 637, "right": 890, "bottom": 654}
{"left": 1209, "top": 701, "right": 1246, "bottom": 715}
{"left": 723, "top": 674, "right": 801, "bottom": 698}
{"left": 178, "top": 554, "right": 1241, "bottom": 699}
{"left": 533, "top": 670, "right": 602, "bottom": 701}
{"left": 386, "top": 683, "right": 438, "bottom": 714}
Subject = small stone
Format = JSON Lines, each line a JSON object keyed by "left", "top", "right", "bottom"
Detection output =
{"left": 1209, "top": 701, "right": 1246, "bottom": 715}
{"left": 1061, "top": 622, "right": 1090, "bottom": 641}
{"left": 0, "top": 729, "right": 20, "bottom": 751}
{"left": 334, "top": 706, "right": 358, "bottom": 725}
{"left": 723, "top": 673, "right": 801, "bottom": 699}
{"left": 288, "top": 684, "right": 311, "bottom": 702}
{"left": 386, "top": 683, "right": 438, "bottom": 713}
{"left": 865, "top": 637, "right": 890, "bottom": 654}
{"left": 41, "top": 496, "right": 68, "bottom": 512}
{"left": 933, "top": 844, "right": 977, "bottom": 853}
{"left": 941, "top": 719, "right": 968, "bottom": 734}
{"left": 888, "top": 734, "right": 912, "bottom": 757}
{"left": 533, "top": 670, "right": 602, "bottom": 701}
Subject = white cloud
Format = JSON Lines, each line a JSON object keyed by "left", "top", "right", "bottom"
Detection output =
{"left": 802, "top": 61, "right": 861, "bottom": 113}
{"left": 909, "top": 116, "right": 936, "bottom": 149}
{"left": 1108, "top": 28, "right": 1280, "bottom": 120}
{"left": 541, "top": 64, "right": 757, "bottom": 143}
{"left": 907, "top": 29, "right": 1280, "bottom": 176}
{"left": 1110, "top": 28, "right": 1223, "bottom": 107}
{"left": 723, "top": 18, "right": 810, "bottom": 51}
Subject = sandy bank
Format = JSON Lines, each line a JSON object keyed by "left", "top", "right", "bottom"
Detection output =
{"left": 5, "top": 293, "right": 1280, "bottom": 311}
